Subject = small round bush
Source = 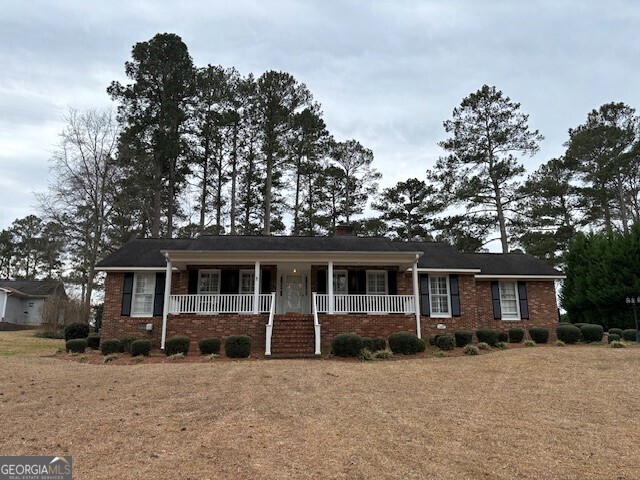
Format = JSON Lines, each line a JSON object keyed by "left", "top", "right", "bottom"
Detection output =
{"left": 476, "top": 329, "right": 498, "bottom": 346}
{"left": 358, "top": 348, "right": 375, "bottom": 361}
{"left": 86, "top": 333, "right": 100, "bottom": 350}
{"left": 435, "top": 334, "right": 455, "bottom": 351}
{"left": 454, "top": 330, "right": 473, "bottom": 348}
{"left": 120, "top": 336, "right": 138, "bottom": 354}
{"left": 555, "top": 340, "right": 566, "bottom": 347}
{"left": 496, "top": 341, "right": 508, "bottom": 350}
{"left": 374, "top": 349, "right": 393, "bottom": 359}
{"left": 388, "top": 331, "right": 423, "bottom": 355}
{"left": 100, "top": 339, "right": 122, "bottom": 356}
{"left": 362, "top": 337, "right": 386, "bottom": 352}
{"left": 331, "top": 333, "right": 363, "bottom": 357}
{"left": 608, "top": 328, "right": 623, "bottom": 337}
{"left": 66, "top": 338, "right": 87, "bottom": 353}
{"left": 508, "top": 328, "right": 525, "bottom": 343}
{"left": 428, "top": 335, "right": 437, "bottom": 346}
{"left": 164, "top": 336, "right": 190, "bottom": 356}
{"left": 621, "top": 329, "right": 637, "bottom": 341}
{"left": 528, "top": 327, "right": 549, "bottom": 344}
{"left": 64, "top": 323, "right": 90, "bottom": 341}
{"left": 580, "top": 324, "right": 604, "bottom": 343}
{"left": 463, "top": 344, "right": 479, "bottom": 355}
{"left": 130, "top": 339, "right": 151, "bottom": 356}
{"left": 611, "top": 341, "right": 626, "bottom": 348}
{"left": 224, "top": 335, "right": 253, "bottom": 358}
{"left": 523, "top": 340, "right": 536, "bottom": 347}
{"left": 417, "top": 338, "right": 427, "bottom": 353}
{"left": 497, "top": 331, "right": 509, "bottom": 343}
{"left": 477, "top": 342, "right": 491, "bottom": 351}
{"left": 608, "top": 334, "right": 620, "bottom": 343}
{"left": 556, "top": 324, "right": 581, "bottom": 344}
{"left": 199, "top": 338, "right": 221, "bottom": 355}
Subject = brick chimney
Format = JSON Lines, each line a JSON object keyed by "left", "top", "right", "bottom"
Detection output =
{"left": 334, "top": 224, "right": 356, "bottom": 236}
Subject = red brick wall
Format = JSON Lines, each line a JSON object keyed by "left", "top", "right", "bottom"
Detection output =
{"left": 319, "top": 314, "right": 417, "bottom": 350}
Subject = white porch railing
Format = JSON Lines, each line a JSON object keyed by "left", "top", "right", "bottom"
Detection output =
{"left": 312, "top": 293, "right": 321, "bottom": 355}
{"left": 264, "top": 292, "right": 277, "bottom": 356}
{"left": 314, "top": 294, "right": 415, "bottom": 314}
{"left": 168, "top": 293, "right": 273, "bottom": 315}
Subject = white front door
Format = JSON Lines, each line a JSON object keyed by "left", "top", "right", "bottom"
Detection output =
{"left": 283, "top": 274, "right": 307, "bottom": 313}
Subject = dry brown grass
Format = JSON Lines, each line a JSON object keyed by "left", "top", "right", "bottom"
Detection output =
{"left": 0, "top": 332, "right": 638, "bottom": 479}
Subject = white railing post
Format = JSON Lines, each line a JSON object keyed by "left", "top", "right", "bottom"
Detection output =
{"left": 161, "top": 259, "right": 172, "bottom": 350}
{"left": 328, "top": 261, "right": 334, "bottom": 314}
{"left": 313, "top": 292, "right": 321, "bottom": 355}
{"left": 253, "top": 261, "right": 260, "bottom": 314}
{"left": 412, "top": 258, "right": 421, "bottom": 339}
{"left": 265, "top": 292, "right": 276, "bottom": 356}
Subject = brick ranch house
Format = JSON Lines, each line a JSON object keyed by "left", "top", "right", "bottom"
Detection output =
{"left": 96, "top": 232, "right": 564, "bottom": 356}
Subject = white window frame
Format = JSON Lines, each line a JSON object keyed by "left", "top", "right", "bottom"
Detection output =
{"left": 198, "top": 269, "right": 221, "bottom": 294}
{"left": 131, "top": 272, "right": 156, "bottom": 318}
{"left": 239, "top": 269, "right": 255, "bottom": 294}
{"left": 333, "top": 270, "right": 348, "bottom": 295}
{"left": 499, "top": 281, "right": 521, "bottom": 321}
{"left": 429, "top": 274, "right": 451, "bottom": 318}
{"left": 366, "top": 270, "right": 388, "bottom": 296}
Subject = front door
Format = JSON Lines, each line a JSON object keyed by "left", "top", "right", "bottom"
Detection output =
{"left": 283, "top": 274, "right": 307, "bottom": 313}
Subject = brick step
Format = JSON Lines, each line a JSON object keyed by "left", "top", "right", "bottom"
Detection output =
{"left": 267, "top": 353, "right": 320, "bottom": 359}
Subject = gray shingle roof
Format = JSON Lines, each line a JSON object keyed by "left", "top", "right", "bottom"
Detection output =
{"left": 0, "top": 280, "right": 66, "bottom": 297}
{"left": 463, "top": 253, "right": 562, "bottom": 276}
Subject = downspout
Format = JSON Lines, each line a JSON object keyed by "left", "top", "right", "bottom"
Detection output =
{"left": 161, "top": 256, "right": 173, "bottom": 349}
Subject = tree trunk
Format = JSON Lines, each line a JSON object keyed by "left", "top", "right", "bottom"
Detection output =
{"left": 263, "top": 151, "right": 273, "bottom": 235}
{"left": 293, "top": 155, "right": 302, "bottom": 235}
{"left": 215, "top": 144, "right": 223, "bottom": 234}
{"left": 230, "top": 124, "right": 238, "bottom": 235}
{"left": 199, "top": 138, "right": 210, "bottom": 234}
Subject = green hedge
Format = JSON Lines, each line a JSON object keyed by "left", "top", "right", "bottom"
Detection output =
{"left": 224, "top": 335, "right": 253, "bottom": 358}
{"left": 362, "top": 337, "right": 386, "bottom": 352}
{"left": 64, "top": 323, "right": 90, "bottom": 341}
{"left": 454, "top": 331, "right": 473, "bottom": 348}
{"left": 331, "top": 333, "right": 363, "bottom": 357}
{"left": 580, "top": 324, "right": 604, "bottom": 343}
{"left": 435, "top": 334, "right": 455, "bottom": 351}
{"left": 476, "top": 329, "right": 498, "bottom": 346}
{"left": 528, "top": 327, "right": 549, "bottom": 344}
{"left": 199, "top": 338, "right": 221, "bottom": 355}
{"left": 66, "top": 338, "right": 87, "bottom": 353}
{"left": 165, "top": 336, "right": 190, "bottom": 356}
{"left": 497, "top": 331, "right": 509, "bottom": 343}
{"left": 100, "top": 339, "right": 122, "bottom": 356}
{"left": 608, "top": 328, "right": 623, "bottom": 337}
{"left": 508, "top": 328, "right": 525, "bottom": 343}
{"left": 388, "top": 331, "right": 423, "bottom": 355}
{"left": 556, "top": 324, "right": 581, "bottom": 344}
{"left": 131, "top": 339, "right": 151, "bottom": 356}
{"left": 120, "top": 336, "right": 138, "bottom": 354}
{"left": 622, "top": 329, "right": 637, "bottom": 341}
{"left": 87, "top": 333, "right": 100, "bottom": 350}
{"left": 608, "top": 334, "right": 620, "bottom": 343}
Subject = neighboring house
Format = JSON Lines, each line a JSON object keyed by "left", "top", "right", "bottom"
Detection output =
{"left": 96, "top": 230, "right": 564, "bottom": 356}
{"left": 0, "top": 280, "right": 67, "bottom": 325}
{"left": 98, "top": 234, "right": 564, "bottom": 355}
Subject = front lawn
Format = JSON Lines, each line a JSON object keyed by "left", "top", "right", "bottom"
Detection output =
{"left": 0, "top": 330, "right": 64, "bottom": 356}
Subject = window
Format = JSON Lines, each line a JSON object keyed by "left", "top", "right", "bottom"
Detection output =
{"left": 499, "top": 281, "right": 520, "bottom": 320}
{"left": 198, "top": 270, "right": 221, "bottom": 294}
{"left": 429, "top": 275, "right": 451, "bottom": 317}
{"left": 333, "top": 270, "right": 348, "bottom": 295}
{"left": 240, "top": 270, "right": 255, "bottom": 294}
{"left": 131, "top": 273, "right": 155, "bottom": 317}
{"left": 366, "top": 271, "right": 388, "bottom": 295}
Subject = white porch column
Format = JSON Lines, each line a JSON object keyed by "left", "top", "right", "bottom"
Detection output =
{"left": 161, "top": 258, "right": 172, "bottom": 349}
{"left": 328, "top": 260, "right": 334, "bottom": 314}
{"left": 412, "top": 257, "right": 421, "bottom": 338}
{"left": 253, "top": 260, "right": 261, "bottom": 314}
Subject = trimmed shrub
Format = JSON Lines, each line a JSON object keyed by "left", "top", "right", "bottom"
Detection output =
{"left": 463, "top": 344, "right": 479, "bottom": 355}
{"left": 580, "top": 324, "right": 604, "bottom": 343}
{"left": 199, "top": 338, "right": 221, "bottom": 355}
{"left": 120, "top": 336, "right": 138, "bottom": 354}
{"left": 555, "top": 340, "right": 566, "bottom": 347}
{"left": 164, "top": 336, "right": 190, "bottom": 356}
{"left": 66, "top": 338, "right": 87, "bottom": 353}
{"left": 608, "top": 334, "right": 620, "bottom": 343}
{"left": 87, "top": 333, "right": 100, "bottom": 349}
{"left": 608, "top": 328, "right": 623, "bottom": 337}
{"left": 435, "top": 334, "right": 455, "bottom": 351}
{"left": 36, "top": 331, "right": 64, "bottom": 339}
{"left": 528, "top": 327, "right": 549, "bottom": 344}
{"left": 454, "top": 330, "right": 473, "bottom": 348}
{"left": 418, "top": 338, "right": 427, "bottom": 353}
{"left": 497, "top": 331, "right": 509, "bottom": 343}
{"left": 556, "top": 324, "right": 581, "bottom": 344}
{"left": 224, "top": 335, "right": 252, "bottom": 358}
{"left": 476, "top": 329, "right": 498, "bottom": 346}
{"left": 64, "top": 323, "right": 90, "bottom": 341}
{"left": 100, "top": 339, "right": 122, "bottom": 356}
{"left": 524, "top": 340, "right": 536, "bottom": 347}
{"left": 496, "top": 341, "right": 508, "bottom": 349}
{"left": 331, "top": 333, "right": 363, "bottom": 357}
{"left": 130, "top": 339, "right": 151, "bottom": 357}
{"left": 611, "top": 341, "right": 626, "bottom": 348}
{"left": 374, "top": 349, "right": 393, "bottom": 360}
{"left": 508, "top": 328, "right": 525, "bottom": 343}
{"left": 428, "top": 335, "right": 437, "bottom": 346}
{"left": 362, "top": 337, "right": 386, "bottom": 352}
{"left": 621, "top": 329, "right": 637, "bottom": 341}
{"left": 477, "top": 342, "right": 491, "bottom": 351}
{"left": 388, "top": 331, "right": 423, "bottom": 355}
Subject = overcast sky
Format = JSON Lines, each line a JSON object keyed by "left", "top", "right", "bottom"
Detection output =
{"left": 1, "top": 0, "right": 639, "bottom": 233}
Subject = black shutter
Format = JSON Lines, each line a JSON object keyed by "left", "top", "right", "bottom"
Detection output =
{"left": 153, "top": 272, "right": 165, "bottom": 316}
{"left": 317, "top": 270, "right": 327, "bottom": 294}
{"left": 121, "top": 272, "right": 134, "bottom": 316}
{"left": 518, "top": 281, "right": 529, "bottom": 319}
{"left": 420, "top": 274, "right": 430, "bottom": 316}
{"left": 188, "top": 270, "right": 198, "bottom": 294}
{"left": 349, "top": 270, "right": 367, "bottom": 294}
{"left": 220, "top": 269, "right": 240, "bottom": 294}
{"left": 491, "top": 281, "right": 502, "bottom": 320}
{"left": 261, "top": 269, "right": 272, "bottom": 294}
{"left": 450, "top": 274, "right": 461, "bottom": 317}
{"left": 388, "top": 271, "right": 397, "bottom": 295}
